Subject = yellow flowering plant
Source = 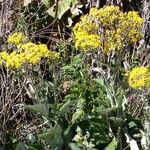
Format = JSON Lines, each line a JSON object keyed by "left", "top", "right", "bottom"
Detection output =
{"left": 2, "top": 1, "right": 150, "bottom": 149}
{"left": 7, "top": 32, "right": 28, "bottom": 45}
{"left": 127, "top": 66, "right": 150, "bottom": 89}
{"left": 73, "top": 5, "right": 143, "bottom": 53}
{"left": 0, "top": 32, "right": 60, "bottom": 69}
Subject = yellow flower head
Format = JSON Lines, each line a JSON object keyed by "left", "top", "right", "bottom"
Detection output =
{"left": 0, "top": 32, "right": 60, "bottom": 69}
{"left": 6, "top": 52, "right": 24, "bottom": 69}
{"left": 7, "top": 32, "right": 28, "bottom": 45}
{"left": 18, "top": 42, "right": 60, "bottom": 65}
{"left": 0, "top": 51, "right": 9, "bottom": 60}
{"left": 128, "top": 66, "right": 150, "bottom": 89}
{"left": 1, "top": 39, "right": 60, "bottom": 69}
{"left": 73, "top": 5, "right": 143, "bottom": 53}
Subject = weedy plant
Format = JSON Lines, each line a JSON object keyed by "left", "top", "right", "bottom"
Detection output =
{"left": 1, "top": 1, "right": 150, "bottom": 150}
{"left": 72, "top": 5, "right": 150, "bottom": 150}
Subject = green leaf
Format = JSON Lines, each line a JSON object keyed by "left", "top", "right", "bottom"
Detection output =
{"left": 72, "top": 109, "right": 84, "bottom": 123}
{"left": 41, "top": 0, "right": 49, "bottom": 7}
{"left": 69, "top": 143, "right": 81, "bottom": 150}
{"left": 76, "top": 98, "right": 85, "bottom": 108}
{"left": 93, "top": 78, "right": 104, "bottom": 86}
{"left": 15, "top": 142, "right": 27, "bottom": 150}
{"left": 38, "top": 125, "right": 63, "bottom": 149}
{"left": 105, "top": 138, "right": 117, "bottom": 150}
{"left": 71, "top": 98, "right": 85, "bottom": 123}
{"left": 47, "top": 0, "right": 78, "bottom": 19}
{"left": 99, "top": 107, "right": 117, "bottom": 117}
{"left": 47, "top": 0, "right": 70, "bottom": 19}
{"left": 93, "top": 78, "right": 106, "bottom": 92}
{"left": 28, "top": 144, "right": 44, "bottom": 150}
{"left": 26, "top": 104, "right": 49, "bottom": 118}
{"left": 59, "top": 99, "right": 76, "bottom": 116}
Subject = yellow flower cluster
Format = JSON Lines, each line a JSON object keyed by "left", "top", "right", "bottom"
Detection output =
{"left": 74, "top": 31, "right": 100, "bottom": 52}
{"left": 0, "top": 32, "right": 60, "bottom": 69}
{"left": 73, "top": 5, "right": 143, "bottom": 53}
{"left": 7, "top": 32, "right": 28, "bottom": 45}
{"left": 128, "top": 66, "right": 150, "bottom": 89}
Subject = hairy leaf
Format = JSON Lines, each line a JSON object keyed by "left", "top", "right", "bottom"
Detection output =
{"left": 26, "top": 104, "right": 49, "bottom": 118}
{"left": 47, "top": 0, "right": 79, "bottom": 19}
{"left": 69, "top": 143, "right": 82, "bottom": 150}
{"left": 38, "top": 125, "right": 63, "bottom": 149}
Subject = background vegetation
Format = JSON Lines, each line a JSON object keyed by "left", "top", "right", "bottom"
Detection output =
{"left": 0, "top": 0, "right": 150, "bottom": 150}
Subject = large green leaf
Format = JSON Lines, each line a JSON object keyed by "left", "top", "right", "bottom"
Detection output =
{"left": 59, "top": 99, "right": 76, "bottom": 116}
{"left": 69, "top": 143, "right": 81, "bottom": 150}
{"left": 105, "top": 138, "right": 117, "bottom": 150}
{"left": 71, "top": 98, "right": 85, "bottom": 123}
{"left": 72, "top": 109, "right": 84, "bottom": 123}
{"left": 93, "top": 78, "right": 106, "bottom": 92}
{"left": 38, "top": 125, "right": 63, "bottom": 149}
{"left": 26, "top": 104, "right": 49, "bottom": 118}
{"left": 93, "top": 79, "right": 105, "bottom": 86}
{"left": 41, "top": 0, "right": 49, "bottom": 7}
{"left": 47, "top": 0, "right": 78, "bottom": 19}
